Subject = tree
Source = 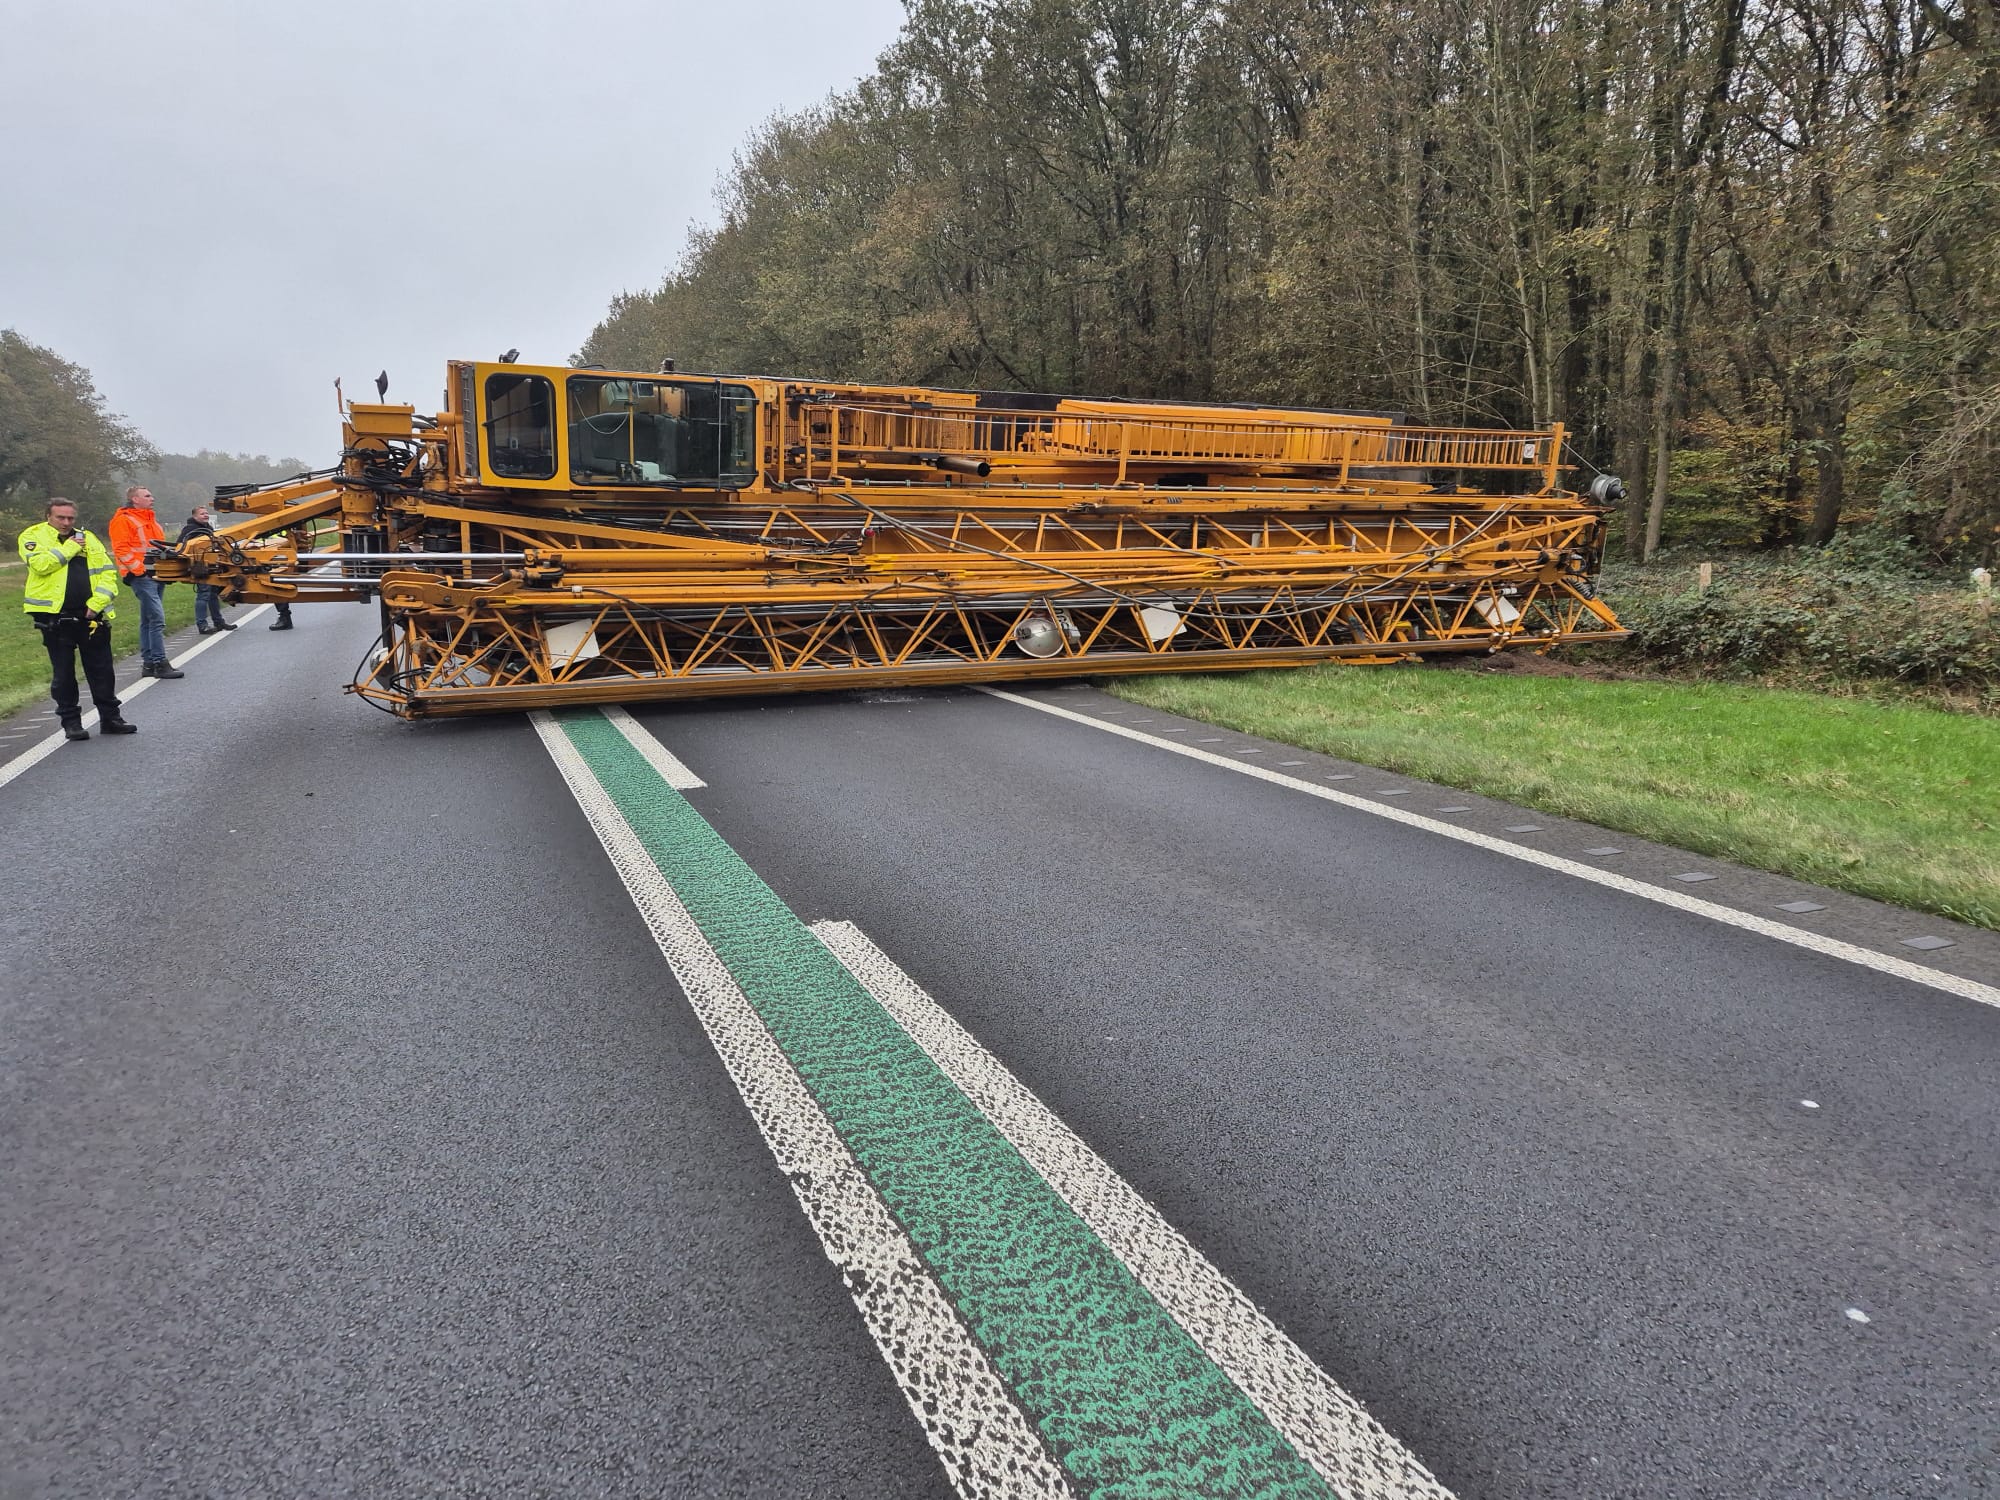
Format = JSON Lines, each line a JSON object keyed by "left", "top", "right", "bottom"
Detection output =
{"left": 576, "top": 0, "right": 1999, "bottom": 563}
{"left": 131, "top": 451, "right": 311, "bottom": 522}
{"left": 0, "top": 330, "right": 155, "bottom": 533}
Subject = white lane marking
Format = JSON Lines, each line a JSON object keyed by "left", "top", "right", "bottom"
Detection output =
{"left": 813, "top": 918, "right": 1455, "bottom": 1500}
{"left": 0, "top": 604, "right": 273, "bottom": 793}
{"left": 170, "top": 604, "right": 273, "bottom": 667}
{"left": 0, "top": 693, "right": 138, "bottom": 788}
{"left": 981, "top": 688, "right": 2000, "bottom": 1012}
{"left": 601, "top": 704, "right": 707, "bottom": 789}
{"left": 530, "top": 714, "right": 1070, "bottom": 1500}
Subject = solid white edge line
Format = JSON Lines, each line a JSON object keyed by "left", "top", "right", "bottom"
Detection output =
{"left": 529, "top": 712, "right": 1072, "bottom": 1500}
{"left": 601, "top": 704, "right": 707, "bottom": 789}
{"left": 0, "top": 603, "right": 274, "bottom": 792}
{"left": 980, "top": 688, "right": 2000, "bottom": 1012}
{"left": 813, "top": 918, "right": 1455, "bottom": 1500}
{"left": 169, "top": 603, "right": 274, "bottom": 668}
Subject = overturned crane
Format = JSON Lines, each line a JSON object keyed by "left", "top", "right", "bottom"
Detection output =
{"left": 148, "top": 359, "right": 1629, "bottom": 717}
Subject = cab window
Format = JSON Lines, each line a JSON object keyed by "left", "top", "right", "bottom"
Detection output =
{"left": 485, "top": 374, "right": 555, "bottom": 479}
{"left": 568, "top": 376, "right": 756, "bottom": 488}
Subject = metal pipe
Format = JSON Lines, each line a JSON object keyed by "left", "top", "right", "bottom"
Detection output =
{"left": 302, "top": 551, "right": 527, "bottom": 562}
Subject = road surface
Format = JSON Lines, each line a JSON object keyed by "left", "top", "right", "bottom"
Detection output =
{"left": 3, "top": 602, "right": 1995, "bottom": 1498}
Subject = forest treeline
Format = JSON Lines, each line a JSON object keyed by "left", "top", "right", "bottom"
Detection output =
{"left": 1, "top": 328, "right": 305, "bottom": 542}
{"left": 579, "top": 0, "right": 2000, "bottom": 564}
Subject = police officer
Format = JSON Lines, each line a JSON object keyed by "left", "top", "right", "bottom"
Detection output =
{"left": 19, "top": 497, "right": 138, "bottom": 740}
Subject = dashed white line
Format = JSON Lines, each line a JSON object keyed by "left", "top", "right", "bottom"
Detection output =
{"left": 981, "top": 688, "right": 2000, "bottom": 1012}
{"left": 601, "top": 704, "right": 707, "bottom": 789}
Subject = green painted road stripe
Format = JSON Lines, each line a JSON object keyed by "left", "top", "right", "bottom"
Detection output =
{"left": 556, "top": 709, "right": 1339, "bottom": 1499}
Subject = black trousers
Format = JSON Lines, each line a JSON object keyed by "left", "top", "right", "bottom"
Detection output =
{"left": 38, "top": 616, "right": 120, "bottom": 719}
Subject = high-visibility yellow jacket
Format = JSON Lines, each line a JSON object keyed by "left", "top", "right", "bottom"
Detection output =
{"left": 18, "top": 521, "right": 120, "bottom": 620}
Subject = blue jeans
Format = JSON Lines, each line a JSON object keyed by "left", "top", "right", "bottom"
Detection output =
{"left": 129, "top": 573, "right": 166, "bottom": 664}
{"left": 195, "top": 584, "right": 227, "bottom": 630}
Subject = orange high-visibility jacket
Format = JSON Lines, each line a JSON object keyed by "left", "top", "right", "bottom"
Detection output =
{"left": 108, "top": 506, "right": 165, "bottom": 577}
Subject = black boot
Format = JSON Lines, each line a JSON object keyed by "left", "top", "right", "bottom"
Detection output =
{"left": 61, "top": 715, "right": 89, "bottom": 742}
{"left": 99, "top": 714, "right": 137, "bottom": 734}
{"left": 151, "top": 662, "right": 186, "bottom": 679}
{"left": 197, "top": 627, "right": 213, "bottom": 636}
{"left": 269, "top": 620, "right": 294, "bottom": 631}
{"left": 218, "top": 621, "right": 239, "bottom": 631}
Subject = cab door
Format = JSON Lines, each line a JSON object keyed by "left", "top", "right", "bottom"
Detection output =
{"left": 470, "top": 361, "right": 570, "bottom": 491}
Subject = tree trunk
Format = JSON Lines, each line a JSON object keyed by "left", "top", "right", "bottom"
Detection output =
{"left": 1807, "top": 412, "right": 1848, "bottom": 544}
{"left": 1643, "top": 339, "right": 1682, "bottom": 560}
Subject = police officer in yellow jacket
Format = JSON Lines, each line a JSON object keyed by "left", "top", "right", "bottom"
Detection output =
{"left": 19, "top": 497, "right": 138, "bottom": 740}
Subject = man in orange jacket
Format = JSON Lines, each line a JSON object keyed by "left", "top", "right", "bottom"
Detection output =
{"left": 109, "top": 485, "right": 184, "bottom": 678}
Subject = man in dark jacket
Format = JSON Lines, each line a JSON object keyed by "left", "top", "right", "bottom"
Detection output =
{"left": 179, "top": 506, "right": 235, "bottom": 635}
{"left": 269, "top": 523, "right": 311, "bottom": 631}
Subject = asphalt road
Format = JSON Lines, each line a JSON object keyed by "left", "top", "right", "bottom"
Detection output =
{"left": 2, "top": 602, "right": 1994, "bottom": 1499}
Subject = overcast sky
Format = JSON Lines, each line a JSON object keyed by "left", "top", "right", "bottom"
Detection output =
{"left": 4, "top": 0, "right": 907, "bottom": 464}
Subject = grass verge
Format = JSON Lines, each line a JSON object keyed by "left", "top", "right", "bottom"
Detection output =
{"left": 1107, "top": 663, "right": 2000, "bottom": 931}
{"left": 0, "top": 583, "right": 198, "bottom": 720}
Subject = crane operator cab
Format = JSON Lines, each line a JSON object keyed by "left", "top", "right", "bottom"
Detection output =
{"left": 465, "top": 360, "right": 759, "bottom": 493}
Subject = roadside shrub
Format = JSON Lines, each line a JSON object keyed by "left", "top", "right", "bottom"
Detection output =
{"left": 1623, "top": 588, "right": 1813, "bottom": 671}
{"left": 1851, "top": 597, "right": 2000, "bottom": 685}
{"left": 1597, "top": 547, "right": 1999, "bottom": 691}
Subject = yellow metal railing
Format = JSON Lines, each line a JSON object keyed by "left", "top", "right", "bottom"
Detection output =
{"left": 794, "top": 403, "right": 1564, "bottom": 487}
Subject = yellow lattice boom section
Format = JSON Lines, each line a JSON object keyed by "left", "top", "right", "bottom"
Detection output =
{"left": 149, "top": 360, "right": 1627, "bottom": 717}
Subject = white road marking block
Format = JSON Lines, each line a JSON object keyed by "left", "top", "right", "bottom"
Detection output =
{"left": 813, "top": 918, "right": 1456, "bottom": 1500}
{"left": 982, "top": 688, "right": 2000, "bottom": 1013}
{"left": 601, "top": 704, "right": 707, "bottom": 789}
{"left": 530, "top": 715, "right": 1069, "bottom": 1499}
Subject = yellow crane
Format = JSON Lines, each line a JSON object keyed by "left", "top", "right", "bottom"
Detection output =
{"left": 151, "top": 359, "right": 1628, "bottom": 717}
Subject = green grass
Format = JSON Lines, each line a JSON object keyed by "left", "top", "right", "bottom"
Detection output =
{"left": 0, "top": 580, "right": 198, "bottom": 720}
{"left": 1108, "top": 664, "right": 2000, "bottom": 931}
